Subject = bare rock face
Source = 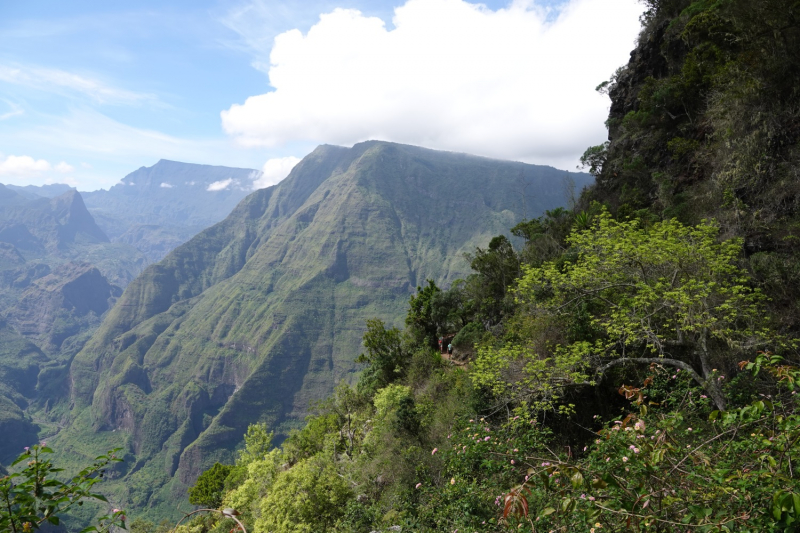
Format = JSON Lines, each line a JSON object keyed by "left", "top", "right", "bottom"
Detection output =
{"left": 8, "top": 263, "right": 121, "bottom": 354}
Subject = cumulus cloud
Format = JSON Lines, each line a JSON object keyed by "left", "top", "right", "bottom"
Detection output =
{"left": 0, "top": 154, "right": 52, "bottom": 177}
{"left": 55, "top": 161, "right": 74, "bottom": 173}
{"left": 253, "top": 156, "right": 301, "bottom": 189}
{"left": 221, "top": 0, "right": 644, "bottom": 169}
{"left": 207, "top": 178, "right": 234, "bottom": 191}
{"left": 160, "top": 182, "right": 174, "bottom": 188}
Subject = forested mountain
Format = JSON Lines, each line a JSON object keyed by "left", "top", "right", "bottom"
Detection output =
{"left": 50, "top": 141, "right": 590, "bottom": 521}
{"left": 7, "top": 1, "right": 800, "bottom": 531}
{"left": 0, "top": 189, "right": 143, "bottom": 463}
{"left": 0, "top": 163, "right": 258, "bottom": 462}
{"left": 121, "top": 1, "right": 799, "bottom": 532}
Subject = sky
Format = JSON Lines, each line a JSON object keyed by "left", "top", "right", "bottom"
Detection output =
{"left": 0, "top": 0, "right": 645, "bottom": 191}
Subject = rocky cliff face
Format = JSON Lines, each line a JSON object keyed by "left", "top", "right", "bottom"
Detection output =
{"left": 588, "top": 0, "right": 800, "bottom": 329}
{"left": 62, "top": 141, "right": 592, "bottom": 516}
{"left": 8, "top": 263, "right": 121, "bottom": 354}
{"left": 0, "top": 190, "right": 143, "bottom": 463}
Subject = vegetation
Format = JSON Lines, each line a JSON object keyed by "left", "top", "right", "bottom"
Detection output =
{"left": 0, "top": 444, "right": 125, "bottom": 532}
{"left": 134, "top": 2, "right": 800, "bottom": 528}
{"left": 7, "top": 0, "right": 800, "bottom": 530}
{"left": 164, "top": 206, "right": 800, "bottom": 533}
{"left": 58, "top": 140, "right": 589, "bottom": 523}
{"left": 187, "top": 463, "right": 232, "bottom": 509}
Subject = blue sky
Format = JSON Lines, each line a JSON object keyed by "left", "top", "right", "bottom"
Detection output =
{"left": 0, "top": 0, "right": 644, "bottom": 190}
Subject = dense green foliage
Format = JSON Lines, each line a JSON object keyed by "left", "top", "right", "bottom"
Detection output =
{"left": 187, "top": 463, "right": 232, "bottom": 509}
{"left": 587, "top": 0, "right": 800, "bottom": 327}
{"left": 55, "top": 141, "right": 588, "bottom": 523}
{"left": 0, "top": 444, "right": 125, "bottom": 532}
{"left": 163, "top": 207, "right": 799, "bottom": 533}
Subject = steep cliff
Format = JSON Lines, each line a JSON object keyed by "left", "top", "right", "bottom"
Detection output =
{"left": 587, "top": 0, "right": 800, "bottom": 327}
{"left": 61, "top": 141, "right": 591, "bottom": 516}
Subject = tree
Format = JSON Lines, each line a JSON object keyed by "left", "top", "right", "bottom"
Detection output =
{"left": 356, "top": 318, "right": 408, "bottom": 395}
{"left": 406, "top": 280, "right": 442, "bottom": 348}
{"left": 0, "top": 444, "right": 125, "bottom": 533}
{"left": 514, "top": 212, "right": 771, "bottom": 410}
{"left": 187, "top": 462, "right": 232, "bottom": 509}
{"left": 465, "top": 235, "right": 520, "bottom": 326}
{"left": 255, "top": 456, "right": 352, "bottom": 533}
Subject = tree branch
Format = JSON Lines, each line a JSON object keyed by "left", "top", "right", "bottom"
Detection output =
{"left": 595, "top": 357, "right": 726, "bottom": 410}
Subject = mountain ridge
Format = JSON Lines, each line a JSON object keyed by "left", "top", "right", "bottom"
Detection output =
{"left": 56, "top": 141, "right": 592, "bottom": 518}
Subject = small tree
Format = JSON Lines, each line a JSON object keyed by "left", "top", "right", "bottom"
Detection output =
{"left": 476, "top": 212, "right": 776, "bottom": 411}
{"left": 406, "top": 280, "right": 442, "bottom": 348}
{"left": 0, "top": 444, "right": 125, "bottom": 532}
{"left": 187, "top": 462, "right": 232, "bottom": 509}
{"left": 515, "top": 212, "right": 771, "bottom": 410}
{"left": 356, "top": 319, "right": 407, "bottom": 395}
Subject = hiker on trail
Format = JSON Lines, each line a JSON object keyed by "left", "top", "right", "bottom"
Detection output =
{"left": 447, "top": 343, "right": 453, "bottom": 355}
{"left": 439, "top": 337, "right": 444, "bottom": 353}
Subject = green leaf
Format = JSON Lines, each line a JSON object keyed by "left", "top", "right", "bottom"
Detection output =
{"left": 541, "top": 507, "right": 556, "bottom": 516}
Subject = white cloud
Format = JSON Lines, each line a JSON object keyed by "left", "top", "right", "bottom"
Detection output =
{"left": 160, "top": 182, "right": 174, "bottom": 188}
{"left": 207, "top": 178, "right": 234, "bottom": 191}
{"left": 0, "top": 64, "right": 157, "bottom": 105}
{"left": 0, "top": 154, "right": 52, "bottom": 177}
{"left": 0, "top": 108, "right": 267, "bottom": 189}
{"left": 80, "top": 162, "right": 92, "bottom": 169}
{"left": 253, "top": 156, "right": 301, "bottom": 189}
{"left": 55, "top": 161, "right": 74, "bottom": 173}
{"left": 221, "top": 0, "right": 644, "bottom": 169}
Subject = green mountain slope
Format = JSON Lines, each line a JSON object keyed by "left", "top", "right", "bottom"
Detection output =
{"left": 0, "top": 190, "right": 145, "bottom": 462}
{"left": 62, "top": 141, "right": 591, "bottom": 517}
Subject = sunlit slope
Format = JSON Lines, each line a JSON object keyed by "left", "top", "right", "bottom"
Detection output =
{"left": 64, "top": 141, "right": 591, "bottom": 513}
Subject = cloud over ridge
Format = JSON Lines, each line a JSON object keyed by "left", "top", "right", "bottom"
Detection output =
{"left": 221, "top": 0, "right": 644, "bottom": 169}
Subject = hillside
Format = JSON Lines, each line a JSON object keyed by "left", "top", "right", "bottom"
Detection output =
{"left": 0, "top": 190, "right": 144, "bottom": 462}
{"left": 82, "top": 160, "right": 257, "bottom": 262}
{"left": 585, "top": 0, "right": 800, "bottom": 329}
{"left": 152, "top": 2, "right": 800, "bottom": 532}
{"left": 57, "top": 141, "right": 591, "bottom": 518}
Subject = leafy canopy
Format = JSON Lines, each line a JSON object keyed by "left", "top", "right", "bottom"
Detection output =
{"left": 0, "top": 444, "right": 125, "bottom": 533}
{"left": 475, "top": 212, "right": 772, "bottom": 411}
{"left": 518, "top": 212, "right": 766, "bottom": 359}
{"left": 187, "top": 462, "right": 232, "bottom": 509}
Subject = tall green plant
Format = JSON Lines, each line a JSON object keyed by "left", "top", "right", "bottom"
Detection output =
{"left": 476, "top": 212, "right": 775, "bottom": 410}
{"left": 0, "top": 444, "right": 125, "bottom": 532}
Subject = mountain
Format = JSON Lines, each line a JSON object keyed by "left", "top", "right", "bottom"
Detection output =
{"left": 6, "top": 183, "right": 75, "bottom": 200}
{"left": 0, "top": 190, "right": 147, "bottom": 463}
{"left": 59, "top": 141, "right": 592, "bottom": 518}
{"left": 82, "top": 160, "right": 258, "bottom": 262}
